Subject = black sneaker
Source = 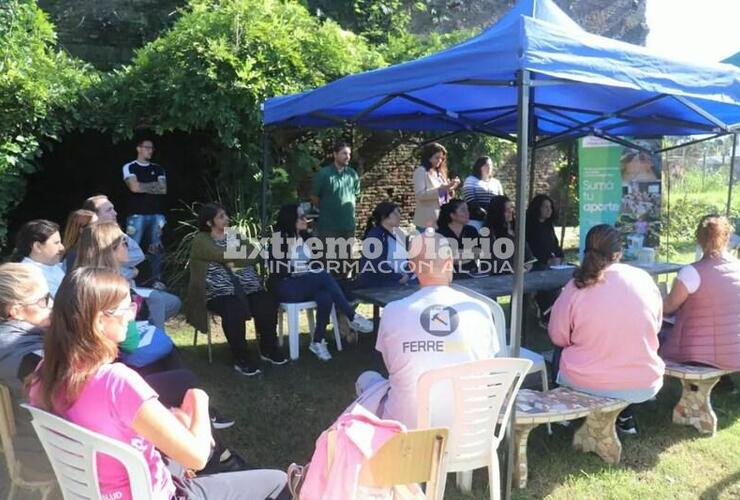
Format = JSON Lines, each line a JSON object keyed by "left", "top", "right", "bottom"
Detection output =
{"left": 260, "top": 350, "right": 288, "bottom": 366}
{"left": 616, "top": 414, "right": 638, "bottom": 435}
{"left": 210, "top": 408, "right": 235, "bottom": 430}
{"left": 200, "top": 449, "right": 250, "bottom": 475}
{"left": 233, "top": 362, "right": 261, "bottom": 377}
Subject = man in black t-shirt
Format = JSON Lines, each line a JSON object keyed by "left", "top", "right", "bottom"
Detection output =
{"left": 123, "top": 138, "right": 168, "bottom": 288}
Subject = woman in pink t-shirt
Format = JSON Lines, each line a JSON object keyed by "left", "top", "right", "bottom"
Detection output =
{"left": 548, "top": 225, "right": 664, "bottom": 435}
{"left": 30, "top": 268, "right": 288, "bottom": 500}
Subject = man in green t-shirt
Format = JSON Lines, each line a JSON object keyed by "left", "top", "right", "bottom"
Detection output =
{"left": 310, "top": 141, "right": 360, "bottom": 280}
{"left": 310, "top": 142, "right": 361, "bottom": 237}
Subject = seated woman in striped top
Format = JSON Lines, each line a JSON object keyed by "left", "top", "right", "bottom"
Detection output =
{"left": 462, "top": 156, "right": 504, "bottom": 227}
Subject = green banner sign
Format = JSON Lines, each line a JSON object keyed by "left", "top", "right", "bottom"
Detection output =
{"left": 578, "top": 137, "right": 623, "bottom": 252}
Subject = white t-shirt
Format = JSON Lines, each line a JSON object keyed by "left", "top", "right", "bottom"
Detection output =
{"left": 376, "top": 286, "right": 500, "bottom": 429}
{"left": 22, "top": 258, "right": 65, "bottom": 297}
{"left": 676, "top": 265, "right": 701, "bottom": 294}
{"left": 288, "top": 237, "right": 311, "bottom": 274}
{"left": 677, "top": 251, "right": 736, "bottom": 294}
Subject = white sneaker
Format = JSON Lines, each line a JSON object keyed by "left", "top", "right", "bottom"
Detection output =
{"left": 309, "top": 340, "right": 332, "bottom": 361}
{"left": 349, "top": 313, "right": 373, "bottom": 333}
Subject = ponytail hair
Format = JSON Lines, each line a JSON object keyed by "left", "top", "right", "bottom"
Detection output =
{"left": 573, "top": 224, "right": 622, "bottom": 289}
{"left": 364, "top": 201, "right": 399, "bottom": 237}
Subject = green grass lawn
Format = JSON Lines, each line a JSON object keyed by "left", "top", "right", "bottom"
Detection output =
{"left": 167, "top": 302, "right": 740, "bottom": 500}
{"left": 5, "top": 224, "right": 737, "bottom": 499}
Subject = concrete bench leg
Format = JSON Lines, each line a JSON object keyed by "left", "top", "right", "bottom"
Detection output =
{"left": 572, "top": 405, "right": 628, "bottom": 464}
{"left": 673, "top": 377, "right": 721, "bottom": 436}
{"left": 513, "top": 423, "right": 538, "bottom": 489}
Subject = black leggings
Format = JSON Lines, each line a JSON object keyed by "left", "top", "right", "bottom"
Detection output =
{"left": 142, "top": 369, "right": 199, "bottom": 408}
{"left": 207, "top": 291, "right": 279, "bottom": 363}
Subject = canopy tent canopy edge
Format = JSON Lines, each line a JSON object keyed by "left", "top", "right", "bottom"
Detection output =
{"left": 260, "top": 0, "right": 740, "bottom": 359}
{"left": 260, "top": 1, "right": 740, "bottom": 497}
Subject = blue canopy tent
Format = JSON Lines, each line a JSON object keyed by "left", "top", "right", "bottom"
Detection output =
{"left": 263, "top": 0, "right": 740, "bottom": 494}
{"left": 724, "top": 52, "right": 740, "bottom": 68}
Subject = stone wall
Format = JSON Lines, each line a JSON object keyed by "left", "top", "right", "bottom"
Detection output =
{"left": 38, "top": 0, "right": 183, "bottom": 70}
{"left": 40, "top": 0, "right": 648, "bottom": 70}
{"left": 349, "top": 142, "right": 561, "bottom": 235}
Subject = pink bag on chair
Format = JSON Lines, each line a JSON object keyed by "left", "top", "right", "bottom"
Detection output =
{"left": 299, "top": 406, "right": 405, "bottom": 500}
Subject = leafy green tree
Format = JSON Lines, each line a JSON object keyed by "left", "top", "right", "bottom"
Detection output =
{"left": 0, "top": 0, "right": 94, "bottom": 243}
{"left": 94, "top": 0, "right": 384, "bottom": 158}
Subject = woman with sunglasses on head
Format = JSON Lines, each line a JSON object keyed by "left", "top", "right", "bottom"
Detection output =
{"left": 270, "top": 204, "right": 373, "bottom": 362}
{"left": 29, "top": 267, "right": 289, "bottom": 500}
{"left": 74, "top": 221, "right": 180, "bottom": 330}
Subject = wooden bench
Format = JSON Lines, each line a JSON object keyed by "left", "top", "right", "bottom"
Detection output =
{"left": 513, "top": 388, "right": 628, "bottom": 489}
{"left": 664, "top": 361, "right": 733, "bottom": 436}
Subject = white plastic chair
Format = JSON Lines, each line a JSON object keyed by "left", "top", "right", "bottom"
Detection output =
{"left": 452, "top": 285, "right": 551, "bottom": 396}
{"left": 22, "top": 403, "right": 153, "bottom": 500}
{"left": 417, "top": 358, "right": 532, "bottom": 500}
{"left": 0, "top": 385, "right": 56, "bottom": 500}
{"left": 277, "top": 301, "right": 342, "bottom": 360}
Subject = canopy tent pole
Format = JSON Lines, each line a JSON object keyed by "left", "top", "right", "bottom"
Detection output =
{"left": 664, "top": 148, "right": 671, "bottom": 262}
{"left": 528, "top": 146, "right": 537, "bottom": 202}
{"left": 261, "top": 131, "right": 272, "bottom": 234}
{"left": 727, "top": 132, "right": 738, "bottom": 216}
{"left": 559, "top": 141, "right": 575, "bottom": 246}
{"left": 505, "top": 68, "right": 532, "bottom": 500}
{"left": 527, "top": 86, "right": 538, "bottom": 202}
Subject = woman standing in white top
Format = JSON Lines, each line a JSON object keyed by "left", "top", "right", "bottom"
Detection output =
{"left": 412, "top": 143, "right": 460, "bottom": 231}
{"left": 462, "top": 156, "right": 504, "bottom": 224}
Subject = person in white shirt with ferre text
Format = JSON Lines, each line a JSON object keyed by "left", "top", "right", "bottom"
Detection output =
{"left": 353, "top": 230, "right": 501, "bottom": 429}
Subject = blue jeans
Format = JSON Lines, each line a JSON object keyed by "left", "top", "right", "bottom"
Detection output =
{"left": 276, "top": 271, "right": 356, "bottom": 342}
{"left": 126, "top": 214, "right": 165, "bottom": 281}
{"left": 145, "top": 290, "right": 181, "bottom": 329}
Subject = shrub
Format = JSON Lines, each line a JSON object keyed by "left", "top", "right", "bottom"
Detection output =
{"left": 0, "top": 0, "right": 95, "bottom": 243}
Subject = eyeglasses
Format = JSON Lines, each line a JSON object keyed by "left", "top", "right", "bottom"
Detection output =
{"left": 104, "top": 302, "right": 137, "bottom": 318}
{"left": 21, "top": 293, "right": 52, "bottom": 309}
{"left": 115, "top": 237, "right": 129, "bottom": 249}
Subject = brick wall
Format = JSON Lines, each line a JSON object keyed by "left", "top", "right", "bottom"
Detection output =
{"left": 348, "top": 142, "right": 562, "bottom": 236}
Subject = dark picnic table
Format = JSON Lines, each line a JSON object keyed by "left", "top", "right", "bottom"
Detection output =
{"left": 353, "top": 261, "right": 682, "bottom": 308}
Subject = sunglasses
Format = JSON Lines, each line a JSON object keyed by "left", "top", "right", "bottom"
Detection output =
{"left": 104, "top": 302, "right": 137, "bottom": 318}
{"left": 115, "top": 237, "right": 129, "bottom": 248}
{"left": 22, "top": 293, "right": 52, "bottom": 309}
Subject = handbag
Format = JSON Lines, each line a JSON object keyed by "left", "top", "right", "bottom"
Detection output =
{"left": 287, "top": 463, "right": 309, "bottom": 499}
{"left": 119, "top": 324, "right": 175, "bottom": 368}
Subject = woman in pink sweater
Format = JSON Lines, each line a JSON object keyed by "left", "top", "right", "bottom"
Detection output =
{"left": 548, "top": 224, "right": 664, "bottom": 434}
